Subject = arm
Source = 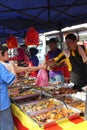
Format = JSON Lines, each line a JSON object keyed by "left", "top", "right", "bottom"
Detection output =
{"left": 14, "top": 64, "right": 46, "bottom": 73}
{"left": 46, "top": 52, "right": 66, "bottom": 69}
{"left": 27, "top": 65, "right": 46, "bottom": 72}
{"left": 46, "top": 59, "right": 57, "bottom": 68}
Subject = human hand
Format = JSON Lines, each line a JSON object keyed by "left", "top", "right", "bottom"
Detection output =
{"left": 46, "top": 59, "right": 56, "bottom": 68}
{"left": 47, "top": 65, "right": 53, "bottom": 70}
{"left": 25, "top": 72, "right": 29, "bottom": 78}
{"left": 39, "top": 64, "right": 46, "bottom": 70}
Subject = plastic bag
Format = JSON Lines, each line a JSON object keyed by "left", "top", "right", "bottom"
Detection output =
{"left": 35, "top": 69, "right": 49, "bottom": 87}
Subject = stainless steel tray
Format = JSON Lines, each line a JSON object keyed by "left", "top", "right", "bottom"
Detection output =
{"left": 19, "top": 98, "right": 64, "bottom": 114}
{"left": 61, "top": 95, "right": 85, "bottom": 112}
{"left": 10, "top": 88, "right": 41, "bottom": 101}
{"left": 16, "top": 93, "right": 50, "bottom": 104}
{"left": 29, "top": 104, "right": 81, "bottom": 128}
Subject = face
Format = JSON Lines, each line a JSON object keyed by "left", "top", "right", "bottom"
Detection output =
{"left": 1, "top": 51, "right": 9, "bottom": 61}
{"left": 48, "top": 43, "right": 57, "bottom": 50}
{"left": 66, "top": 38, "right": 77, "bottom": 50}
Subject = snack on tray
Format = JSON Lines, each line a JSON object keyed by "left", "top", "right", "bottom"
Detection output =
{"left": 31, "top": 107, "right": 76, "bottom": 124}
{"left": 52, "top": 87, "right": 76, "bottom": 95}
{"left": 10, "top": 89, "right": 35, "bottom": 97}
{"left": 63, "top": 96, "right": 85, "bottom": 112}
{"left": 20, "top": 98, "right": 63, "bottom": 113}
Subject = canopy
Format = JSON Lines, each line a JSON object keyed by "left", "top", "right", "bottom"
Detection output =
{"left": 0, "top": 0, "right": 87, "bottom": 38}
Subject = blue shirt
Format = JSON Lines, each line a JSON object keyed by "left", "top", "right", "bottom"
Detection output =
{"left": 0, "top": 63, "right": 15, "bottom": 111}
{"left": 30, "top": 55, "right": 39, "bottom": 66}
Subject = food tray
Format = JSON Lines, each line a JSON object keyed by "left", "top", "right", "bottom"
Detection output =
{"left": 61, "top": 95, "right": 85, "bottom": 112}
{"left": 9, "top": 86, "right": 34, "bottom": 96}
{"left": 8, "top": 87, "right": 19, "bottom": 95}
{"left": 29, "top": 104, "right": 81, "bottom": 128}
{"left": 19, "top": 98, "right": 64, "bottom": 114}
{"left": 10, "top": 89, "right": 41, "bottom": 101}
{"left": 16, "top": 93, "right": 50, "bottom": 104}
{"left": 10, "top": 77, "right": 35, "bottom": 88}
{"left": 47, "top": 87, "right": 76, "bottom": 96}
{"left": 10, "top": 93, "right": 40, "bottom": 102}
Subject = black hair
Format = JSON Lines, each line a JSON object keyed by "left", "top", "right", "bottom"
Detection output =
{"left": 29, "top": 47, "right": 38, "bottom": 55}
{"left": 65, "top": 33, "right": 77, "bottom": 41}
{"left": 0, "top": 44, "right": 8, "bottom": 56}
{"left": 48, "top": 38, "right": 58, "bottom": 44}
{"left": 20, "top": 44, "right": 27, "bottom": 48}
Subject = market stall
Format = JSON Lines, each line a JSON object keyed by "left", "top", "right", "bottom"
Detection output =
{"left": 11, "top": 103, "right": 85, "bottom": 130}
{"left": 8, "top": 78, "right": 87, "bottom": 130}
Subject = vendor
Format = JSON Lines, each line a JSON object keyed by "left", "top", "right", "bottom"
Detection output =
{"left": 46, "top": 33, "right": 87, "bottom": 91}
{"left": 46, "top": 38, "right": 64, "bottom": 83}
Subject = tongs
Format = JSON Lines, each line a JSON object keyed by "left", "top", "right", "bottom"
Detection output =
{"left": 19, "top": 87, "right": 32, "bottom": 94}
{"left": 52, "top": 95, "right": 69, "bottom": 110}
{"left": 59, "top": 99, "right": 69, "bottom": 110}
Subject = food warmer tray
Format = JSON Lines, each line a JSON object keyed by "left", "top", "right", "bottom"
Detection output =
{"left": 10, "top": 89, "right": 41, "bottom": 103}
{"left": 59, "top": 95, "right": 85, "bottom": 113}
{"left": 19, "top": 98, "right": 64, "bottom": 114}
{"left": 29, "top": 103, "right": 81, "bottom": 128}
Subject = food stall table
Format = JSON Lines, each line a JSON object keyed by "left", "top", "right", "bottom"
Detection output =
{"left": 63, "top": 121, "right": 87, "bottom": 130}
{"left": 11, "top": 103, "right": 85, "bottom": 130}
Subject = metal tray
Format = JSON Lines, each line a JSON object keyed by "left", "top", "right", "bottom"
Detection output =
{"left": 29, "top": 104, "right": 81, "bottom": 128}
{"left": 15, "top": 93, "right": 50, "bottom": 104}
{"left": 19, "top": 98, "right": 64, "bottom": 114}
{"left": 61, "top": 95, "right": 85, "bottom": 112}
{"left": 10, "top": 89, "right": 41, "bottom": 101}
